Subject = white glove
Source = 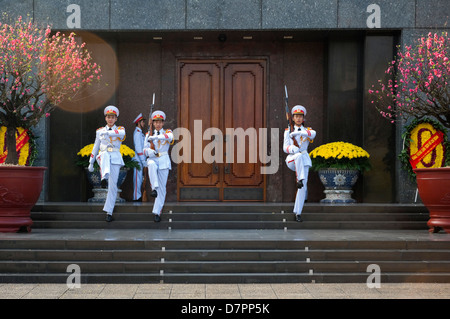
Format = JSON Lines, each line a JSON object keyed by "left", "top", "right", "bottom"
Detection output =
{"left": 88, "top": 162, "right": 94, "bottom": 172}
{"left": 99, "top": 131, "right": 108, "bottom": 140}
{"left": 156, "top": 134, "right": 167, "bottom": 140}
{"left": 146, "top": 148, "right": 158, "bottom": 158}
{"left": 289, "top": 145, "right": 300, "bottom": 154}
{"left": 289, "top": 131, "right": 301, "bottom": 139}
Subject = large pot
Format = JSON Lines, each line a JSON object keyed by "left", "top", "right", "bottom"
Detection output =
{"left": 318, "top": 168, "right": 359, "bottom": 203}
{"left": 414, "top": 167, "right": 450, "bottom": 233}
{"left": 85, "top": 167, "right": 128, "bottom": 202}
{"left": 0, "top": 166, "right": 46, "bottom": 232}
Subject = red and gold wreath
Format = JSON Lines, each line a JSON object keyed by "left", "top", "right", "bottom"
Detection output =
{"left": 409, "top": 122, "right": 446, "bottom": 169}
{"left": 0, "top": 127, "right": 32, "bottom": 166}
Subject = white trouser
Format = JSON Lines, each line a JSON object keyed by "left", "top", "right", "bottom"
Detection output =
{"left": 286, "top": 153, "right": 309, "bottom": 215}
{"left": 103, "top": 163, "right": 121, "bottom": 215}
{"left": 98, "top": 152, "right": 111, "bottom": 181}
{"left": 132, "top": 167, "right": 143, "bottom": 200}
{"left": 147, "top": 160, "right": 169, "bottom": 216}
{"left": 286, "top": 152, "right": 305, "bottom": 181}
{"left": 292, "top": 168, "right": 309, "bottom": 215}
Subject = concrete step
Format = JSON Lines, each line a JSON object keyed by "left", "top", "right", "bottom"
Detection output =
{"left": 1, "top": 260, "right": 449, "bottom": 274}
{"left": 30, "top": 203, "right": 430, "bottom": 230}
{"left": 1, "top": 272, "right": 449, "bottom": 284}
{"left": 1, "top": 203, "right": 445, "bottom": 284}
{"left": 2, "top": 248, "right": 450, "bottom": 261}
{"left": 1, "top": 233, "right": 449, "bottom": 283}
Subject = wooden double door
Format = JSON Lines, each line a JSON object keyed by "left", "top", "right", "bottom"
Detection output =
{"left": 177, "top": 59, "right": 266, "bottom": 201}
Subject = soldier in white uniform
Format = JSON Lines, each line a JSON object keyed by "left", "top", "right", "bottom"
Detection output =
{"left": 88, "top": 105, "right": 126, "bottom": 222}
{"left": 283, "top": 105, "right": 316, "bottom": 222}
{"left": 132, "top": 113, "right": 147, "bottom": 202}
{"left": 143, "top": 110, "right": 174, "bottom": 222}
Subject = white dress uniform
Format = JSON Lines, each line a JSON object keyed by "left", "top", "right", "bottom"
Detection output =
{"left": 283, "top": 105, "right": 316, "bottom": 218}
{"left": 143, "top": 111, "right": 174, "bottom": 217}
{"left": 132, "top": 113, "right": 146, "bottom": 201}
{"left": 88, "top": 106, "right": 126, "bottom": 217}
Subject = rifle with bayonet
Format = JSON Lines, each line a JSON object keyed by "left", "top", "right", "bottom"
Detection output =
{"left": 142, "top": 93, "right": 156, "bottom": 202}
{"left": 284, "top": 85, "right": 299, "bottom": 147}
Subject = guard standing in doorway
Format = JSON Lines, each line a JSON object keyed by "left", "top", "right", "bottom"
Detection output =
{"left": 132, "top": 113, "right": 147, "bottom": 202}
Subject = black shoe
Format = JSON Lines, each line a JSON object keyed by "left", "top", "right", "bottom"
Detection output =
{"left": 295, "top": 214, "right": 303, "bottom": 222}
{"left": 151, "top": 190, "right": 158, "bottom": 198}
{"left": 106, "top": 214, "right": 113, "bottom": 222}
{"left": 154, "top": 214, "right": 161, "bottom": 222}
{"left": 297, "top": 180, "right": 304, "bottom": 189}
{"left": 133, "top": 198, "right": 142, "bottom": 202}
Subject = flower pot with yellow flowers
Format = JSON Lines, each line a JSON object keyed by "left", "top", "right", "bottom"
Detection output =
{"left": 0, "top": 16, "right": 102, "bottom": 232}
{"left": 76, "top": 143, "right": 140, "bottom": 202}
{"left": 369, "top": 32, "right": 450, "bottom": 233}
{"left": 309, "top": 142, "right": 371, "bottom": 203}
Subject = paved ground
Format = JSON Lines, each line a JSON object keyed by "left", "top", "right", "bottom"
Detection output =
{"left": 1, "top": 282, "right": 450, "bottom": 299}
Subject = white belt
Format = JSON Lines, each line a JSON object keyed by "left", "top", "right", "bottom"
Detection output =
{"left": 157, "top": 151, "right": 168, "bottom": 157}
{"left": 100, "top": 145, "right": 120, "bottom": 152}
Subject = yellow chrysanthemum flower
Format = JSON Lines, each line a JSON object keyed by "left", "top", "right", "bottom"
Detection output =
{"left": 0, "top": 126, "right": 33, "bottom": 166}
{"left": 409, "top": 122, "right": 445, "bottom": 169}
{"left": 77, "top": 143, "right": 135, "bottom": 158}
{"left": 309, "top": 141, "right": 371, "bottom": 172}
{"left": 76, "top": 143, "right": 139, "bottom": 170}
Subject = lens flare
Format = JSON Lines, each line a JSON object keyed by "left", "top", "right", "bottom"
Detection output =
{"left": 57, "top": 31, "right": 118, "bottom": 113}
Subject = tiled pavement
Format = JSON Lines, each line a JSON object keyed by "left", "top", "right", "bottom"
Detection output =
{"left": 1, "top": 282, "right": 449, "bottom": 299}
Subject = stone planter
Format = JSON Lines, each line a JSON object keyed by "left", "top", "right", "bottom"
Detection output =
{"left": 414, "top": 167, "right": 450, "bottom": 234}
{"left": 0, "top": 166, "right": 46, "bottom": 232}
{"left": 85, "top": 167, "right": 128, "bottom": 202}
{"left": 318, "top": 168, "right": 359, "bottom": 203}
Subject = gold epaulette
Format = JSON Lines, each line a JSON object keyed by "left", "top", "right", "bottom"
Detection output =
{"left": 165, "top": 129, "right": 175, "bottom": 145}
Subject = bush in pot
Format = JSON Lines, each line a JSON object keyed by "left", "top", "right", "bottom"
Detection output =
{"left": 0, "top": 15, "right": 102, "bottom": 231}
{"left": 369, "top": 32, "right": 450, "bottom": 233}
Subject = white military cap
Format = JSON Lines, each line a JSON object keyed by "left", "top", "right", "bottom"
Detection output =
{"left": 104, "top": 105, "right": 119, "bottom": 117}
{"left": 133, "top": 113, "right": 144, "bottom": 124}
{"left": 292, "top": 105, "right": 307, "bottom": 116}
{"left": 151, "top": 110, "right": 166, "bottom": 121}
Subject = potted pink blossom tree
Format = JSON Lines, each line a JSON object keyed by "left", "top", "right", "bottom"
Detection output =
{"left": 369, "top": 32, "right": 450, "bottom": 233}
{"left": 0, "top": 16, "right": 102, "bottom": 232}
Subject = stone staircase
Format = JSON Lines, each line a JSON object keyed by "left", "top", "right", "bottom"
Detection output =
{"left": 1, "top": 233, "right": 449, "bottom": 283}
{"left": 29, "top": 202, "right": 429, "bottom": 230}
{"left": 1, "top": 202, "right": 449, "bottom": 283}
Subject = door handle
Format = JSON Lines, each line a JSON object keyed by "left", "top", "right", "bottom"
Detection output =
{"left": 213, "top": 162, "right": 219, "bottom": 174}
